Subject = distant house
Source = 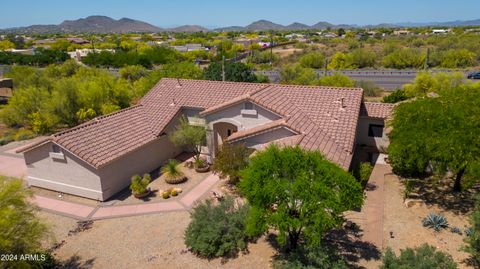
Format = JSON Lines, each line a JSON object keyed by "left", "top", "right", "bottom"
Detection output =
{"left": 432, "top": 29, "right": 451, "bottom": 34}
{"left": 4, "top": 48, "right": 35, "bottom": 55}
{"left": 393, "top": 30, "right": 411, "bottom": 36}
{"left": 19, "top": 79, "right": 394, "bottom": 201}
{"left": 67, "top": 48, "right": 115, "bottom": 61}
{"left": 171, "top": 43, "right": 205, "bottom": 52}
{"left": 66, "top": 37, "right": 90, "bottom": 45}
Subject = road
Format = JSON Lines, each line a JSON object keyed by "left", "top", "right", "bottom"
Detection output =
{"left": 256, "top": 69, "right": 474, "bottom": 90}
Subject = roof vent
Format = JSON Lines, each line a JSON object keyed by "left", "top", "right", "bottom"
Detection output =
{"left": 170, "top": 99, "right": 176, "bottom": 106}
{"left": 176, "top": 79, "right": 182, "bottom": 88}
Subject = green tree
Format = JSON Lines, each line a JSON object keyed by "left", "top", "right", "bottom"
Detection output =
{"left": 204, "top": 62, "right": 257, "bottom": 82}
{"left": 0, "top": 39, "right": 15, "bottom": 50}
{"left": 169, "top": 117, "right": 206, "bottom": 162}
{"left": 212, "top": 143, "right": 253, "bottom": 185}
{"left": 350, "top": 48, "right": 377, "bottom": 68}
{"left": 299, "top": 52, "right": 325, "bottom": 69}
{"left": 440, "top": 49, "right": 476, "bottom": 68}
{"left": 239, "top": 145, "right": 363, "bottom": 250}
{"left": 119, "top": 65, "right": 148, "bottom": 81}
{"left": 316, "top": 73, "right": 355, "bottom": 87}
{"left": 328, "top": 52, "right": 355, "bottom": 70}
{"left": 381, "top": 244, "right": 457, "bottom": 269}
{"left": 0, "top": 176, "right": 48, "bottom": 268}
{"left": 388, "top": 85, "right": 480, "bottom": 191}
{"left": 383, "top": 48, "right": 425, "bottom": 69}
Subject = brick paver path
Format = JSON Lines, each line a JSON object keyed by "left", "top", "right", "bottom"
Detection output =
{"left": 31, "top": 174, "right": 220, "bottom": 220}
{"left": 361, "top": 163, "right": 391, "bottom": 249}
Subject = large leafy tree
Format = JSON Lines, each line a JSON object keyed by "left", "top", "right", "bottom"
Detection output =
{"left": 388, "top": 84, "right": 480, "bottom": 191}
{"left": 0, "top": 176, "right": 48, "bottom": 267}
{"left": 204, "top": 62, "right": 257, "bottom": 82}
{"left": 239, "top": 145, "right": 363, "bottom": 250}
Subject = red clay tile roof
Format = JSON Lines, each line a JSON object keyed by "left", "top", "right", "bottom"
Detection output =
{"left": 360, "top": 102, "right": 396, "bottom": 119}
{"left": 22, "top": 78, "right": 367, "bottom": 169}
{"left": 226, "top": 119, "right": 293, "bottom": 142}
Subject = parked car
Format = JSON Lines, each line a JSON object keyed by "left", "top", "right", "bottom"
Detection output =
{"left": 467, "top": 71, "right": 480, "bottom": 79}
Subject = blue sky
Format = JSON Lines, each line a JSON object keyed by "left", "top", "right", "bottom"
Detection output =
{"left": 1, "top": 0, "right": 479, "bottom": 28}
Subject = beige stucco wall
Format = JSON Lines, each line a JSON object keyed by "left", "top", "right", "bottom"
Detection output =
{"left": 98, "top": 135, "right": 181, "bottom": 200}
{"left": 356, "top": 117, "right": 389, "bottom": 150}
{"left": 24, "top": 142, "right": 103, "bottom": 200}
{"left": 205, "top": 101, "right": 281, "bottom": 130}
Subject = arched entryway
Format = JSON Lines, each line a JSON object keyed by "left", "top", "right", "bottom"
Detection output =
{"left": 211, "top": 121, "right": 238, "bottom": 156}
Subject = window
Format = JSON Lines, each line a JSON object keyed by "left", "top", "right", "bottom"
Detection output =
{"left": 368, "top": 124, "right": 384, "bottom": 137}
{"left": 244, "top": 102, "right": 254, "bottom": 110}
{"left": 227, "top": 129, "right": 232, "bottom": 136}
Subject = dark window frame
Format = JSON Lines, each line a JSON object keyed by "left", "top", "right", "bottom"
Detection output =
{"left": 368, "top": 124, "right": 384, "bottom": 137}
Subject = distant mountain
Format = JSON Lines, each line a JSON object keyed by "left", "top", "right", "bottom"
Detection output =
{"left": 4, "top": 16, "right": 163, "bottom": 33}
{"left": 245, "top": 20, "right": 286, "bottom": 31}
{"left": 285, "top": 22, "right": 311, "bottom": 30}
{"left": 311, "top": 21, "right": 335, "bottom": 29}
{"left": 169, "top": 25, "right": 209, "bottom": 33}
{"left": 2, "top": 16, "right": 480, "bottom": 34}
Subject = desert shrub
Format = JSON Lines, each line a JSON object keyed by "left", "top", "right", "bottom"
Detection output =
{"left": 13, "top": 128, "right": 35, "bottom": 141}
{"left": 316, "top": 72, "right": 355, "bottom": 87}
{"left": 274, "top": 244, "right": 348, "bottom": 269}
{"left": 0, "top": 134, "right": 14, "bottom": 146}
{"left": 130, "top": 174, "right": 150, "bottom": 195}
{"left": 381, "top": 244, "right": 457, "bottom": 269}
{"left": 383, "top": 48, "right": 425, "bottom": 69}
{"left": 382, "top": 89, "right": 408, "bottom": 103}
{"left": 350, "top": 48, "right": 377, "bottom": 68}
{"left": 299, "top": 52, "right": 325, "bottom": 69}
{"left": 464, "top": 195, "right": 480, "bottom": 264}
{"left": 355, "top": 80, "right": 382, "bottom": 97}
{"left": 185, "top": 196, "right": 250, "bottom": 258}
{"left": 403, "top": 180, "right": 414, "bottom": 200}
{"left": 422, "top": 213, "right": 449, "bottom": 231}
{"left": 440, "top": 49, "right": 476, "bottom": 68}
{"left": 328, "top": 52, "right": 355, "bottom": 70}
{"left": 352, "top": 162, "right": 373, "bottom": 186}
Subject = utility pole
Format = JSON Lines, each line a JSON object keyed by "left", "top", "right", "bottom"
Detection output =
{"left": 324, "top": 58, "right": 329, "bottom": 76}
{"left": 424, "top": 48, "right": 430, "bottom": 70}
{"left": 222, "top": 55, "right": 225, "bottom": 81}
{"left": 91, "top": 37, "right": 96, "bottom": 67}
{"left": 270, "top": 34, "right": 273, "bottom": 68}
{"left": 233, "top": 33, "right": 237, "bottom": 62}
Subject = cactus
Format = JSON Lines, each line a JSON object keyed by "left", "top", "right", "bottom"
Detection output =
{"left": 422, "top": 213, "right": 448, "bottom": 231}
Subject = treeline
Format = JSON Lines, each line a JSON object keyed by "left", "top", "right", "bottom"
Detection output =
{"left": 81, "top": 45, "right": 183, "bottom": 68}
{"left": 0, "top": 60, "right": 203, "bottom": 135}
{"left": 278, "top": 33, "right": 480, "bottom": 69}
{"left": 0, "top": 48, "right": 69, "bottom": 66}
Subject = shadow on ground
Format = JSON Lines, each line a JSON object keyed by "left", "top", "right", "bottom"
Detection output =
{"left": 57, "top": 255, "right": 95, "bottom": 269}
{"left": 406, "top": 176, "right": 478, "bottom": 215}
{"left": 265, "top": 223, "right": 381, "bottom": 269}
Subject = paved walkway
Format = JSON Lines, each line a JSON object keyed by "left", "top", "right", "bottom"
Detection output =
{"left": 31, "top": 173, "right": 220, "bottom": 220}
{"left": 360, "top": 162, "right": 391, "bottom": 249}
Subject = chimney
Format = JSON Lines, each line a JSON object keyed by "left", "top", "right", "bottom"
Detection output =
{"left": 339, "top": 97, "right": 346, "bottom": 110}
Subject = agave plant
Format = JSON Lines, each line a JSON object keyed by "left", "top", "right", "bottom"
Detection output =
{"left": 162, "top": 159, "right": 187, "bottom": 184}
{"left": 422, "top": 213, "right": 448, "bottom": 231}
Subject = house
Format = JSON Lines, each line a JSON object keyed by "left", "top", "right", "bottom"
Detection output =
{"left": 432, "top": 29, "right": 451, "bottom": 34}
{"left": 18, "top": 79, "right": 394, "bottom": 201}
{"left": 393, "top": 30, "right": 411, "bottom": 36}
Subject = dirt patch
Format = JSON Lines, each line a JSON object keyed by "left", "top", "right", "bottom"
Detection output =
{"left": 383, "top": 174, "right": 473, "bottom": 268}
{"left": 49, "top": 211, "right": 275, "bottom": 269}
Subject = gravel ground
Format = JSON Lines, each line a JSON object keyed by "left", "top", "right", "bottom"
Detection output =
{"left": 48, "top": 211, "right": 274, "bottom": 269}
{"left": 112, "top": 165, "right": 211, "bottom": 205}
{"left": 383, "top": 174, "right": 473, "bottom": 268}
